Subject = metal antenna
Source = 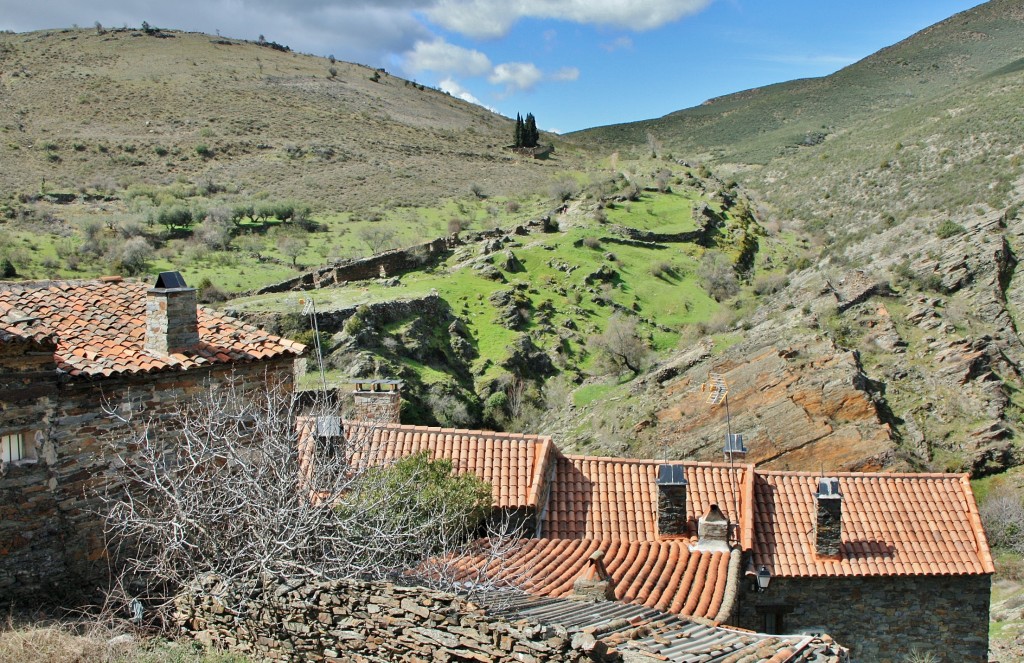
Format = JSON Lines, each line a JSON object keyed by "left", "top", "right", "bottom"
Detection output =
{"left": 301, "top": 297, "right": 329, "bottom": 394}
{"left": 704, "top": 371, "right": 741, "bottom": 545}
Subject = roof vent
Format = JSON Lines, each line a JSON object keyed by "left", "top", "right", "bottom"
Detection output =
{"left": 154, "top": 271, "right": 189, "bottom": 289}
{"left": 724, "top": 433, "right": 747, "bottom": 460}
{"left": 816, "top": 477, "right": 842, "bottom": 499}
{"left": 657, "top": 464, "right": 688, "bottom": 486}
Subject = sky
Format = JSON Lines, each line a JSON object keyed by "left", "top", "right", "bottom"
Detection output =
{"left": 0, "top": 1, "right": 987, "bottom": 133}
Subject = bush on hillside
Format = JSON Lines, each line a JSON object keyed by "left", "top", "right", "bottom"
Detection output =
{"left": 981, "top": 491, "right": 1024, "bottom": 555}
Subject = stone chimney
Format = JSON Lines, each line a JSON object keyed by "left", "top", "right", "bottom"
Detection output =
{"left": 656, "top": 464, "right": 688, "bottom": 537}
{"left": 814, "top": 477, "right": 843, "bottom": 557}
{"left": 694, "top": 504, "right": 731, "bottom": 552}
{"left": 145, "top": 271, "right": 199, "bottom": 356}
{"left": 352, "top": 380, "right": 403, "bottom": 424}
{"left": 571, "top": 550, "right": 616, "bottom": 601}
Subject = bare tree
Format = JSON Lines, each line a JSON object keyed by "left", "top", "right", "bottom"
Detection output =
{"left": 592, "top": 313, "right": 650, "bottom": 375}
{"left": 277, "top": 234, "right": 307, "bottom": 267}
{"left": 357, "top": 225, "right": 397, "bottom": 255}
{"left": 102, "top": 377, "right": 521, "bottom": 619}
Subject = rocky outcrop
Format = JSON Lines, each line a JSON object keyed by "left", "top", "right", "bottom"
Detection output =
{"left": 656, "top": 339, "right": 895, "bottom": 471}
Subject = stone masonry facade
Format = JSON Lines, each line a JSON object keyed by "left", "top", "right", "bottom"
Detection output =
{"left": 0, "top": 356, "right": 297, "bottom": 603}
{"left": 735, "top": 574, "right": 991, "bottom": 663}
{"left": 176, "top": 574, "right": 620, "bottom": 663}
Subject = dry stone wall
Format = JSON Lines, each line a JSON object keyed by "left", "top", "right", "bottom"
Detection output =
{"left": 250, "top": 219, "right": 552, "bottom": 296}
{"left": 175, "top": 574, "right": 622, "bottom": 662}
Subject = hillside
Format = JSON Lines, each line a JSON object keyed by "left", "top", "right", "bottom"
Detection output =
{"left": 0, "top": 27, "right": 585, "bottom": 210}
{"left": 549, "top": 0, "right": 1024, "bottom": 482}
{"left": 570, "top": 0, "right": 1024, "bottom": 166}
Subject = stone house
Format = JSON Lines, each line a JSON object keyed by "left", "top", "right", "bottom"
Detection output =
{"left": 322, "top": 387, "right": 993, "bottom": 663}
{"left": 0, "top": 274, "right": 304, "bottom": 602}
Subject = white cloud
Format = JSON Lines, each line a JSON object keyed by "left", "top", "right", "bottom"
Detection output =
{"left": 425, "top": 0, "right": 714, "bottom": 39}
{"left": 0, "top": 0, "right": 431, "bottom": 67}
{"left": 488, "top": 62, "right": 543, "bottom": 93}
{"left": 405, "top": 39, "right": 492, "bottom": 76}
{"left": 601, "top": 36, "right": 633, "bottom": 52}
{"left": 439, "top": 77, "right": 478, "bottom": 104}
{"left": 550, "top": 66, "right": 579, "bottom": 82}
{"left": 439, "top": 77, "right": 499, "bottom": 111}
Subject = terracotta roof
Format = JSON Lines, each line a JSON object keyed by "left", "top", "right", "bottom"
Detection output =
{"left": 342, "top": 421, "right": 553, "bottom": 509}
{"left": 452, "top": 537, "right": 739, "bottom": 622}
{"left": 752, "top": 471, "right": 995, "bottom": 577}
{"left": 542, "top": 454, "right": 754, "bottom": 548}
{"left": 0, "top": 279, "right": 304, "bottom": 377}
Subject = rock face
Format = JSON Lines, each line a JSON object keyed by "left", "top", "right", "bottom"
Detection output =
{"left": 656, "top": 339, "right": 895, "bottom": 471}
{"left": 638, "top": 211, "right": 1024, "bottom": 475}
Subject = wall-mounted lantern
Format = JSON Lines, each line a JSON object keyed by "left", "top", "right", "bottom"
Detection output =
{"left": 754, "top": 565, "right": 771, "bottom": 593}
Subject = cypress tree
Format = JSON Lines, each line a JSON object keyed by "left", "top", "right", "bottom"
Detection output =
{"left": 524, "top": 113, "right": 539, "bottom": 148}
{"left": 514, "top": 113, "right": 524, "bottom": 148}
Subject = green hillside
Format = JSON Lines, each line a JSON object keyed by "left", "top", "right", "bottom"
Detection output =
{"left": 571, "top": 0, "right": 1024, "bottom": 165}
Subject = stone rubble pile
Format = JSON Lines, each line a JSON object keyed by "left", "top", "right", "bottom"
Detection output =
{"left": 175, "top": 574, "right": 625, "bottom": 662}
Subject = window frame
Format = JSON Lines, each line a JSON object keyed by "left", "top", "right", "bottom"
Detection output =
{"left": 1, "top": 431, "right": 37, "bottom": 466}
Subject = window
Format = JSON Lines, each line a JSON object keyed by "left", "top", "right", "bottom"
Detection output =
{"left": 756, "top": 605, "right": 793, "bottom": 635}
{"left": 2, "top": 432, "right": 25, "bottom": 463}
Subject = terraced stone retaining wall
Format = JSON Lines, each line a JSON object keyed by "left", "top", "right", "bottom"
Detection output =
{"left": 735, "top": 574, "right": 991, "bottom": 663}
{"left": 250, "top": 218, "right": 553, "bottom": 296}
{"left": 175, "top": 574, "right": 621, "bottom": 662}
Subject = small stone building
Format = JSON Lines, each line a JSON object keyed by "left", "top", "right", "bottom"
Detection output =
{"left": 0, "top": 274, "right": 304, "bottom": 602}
{"left": 737, "top": 470, "right": 993, "bottom": 663}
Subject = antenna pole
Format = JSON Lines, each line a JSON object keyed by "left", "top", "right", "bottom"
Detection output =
{"left": 725, "top": 392, "right": 739, "bottom": 546}
{"left": 305, "top": 297, "right": 328, "bottom": 394}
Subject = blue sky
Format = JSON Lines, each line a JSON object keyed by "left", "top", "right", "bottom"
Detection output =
{"left": 1, "top": 1, "right": 986, "bottom": 132}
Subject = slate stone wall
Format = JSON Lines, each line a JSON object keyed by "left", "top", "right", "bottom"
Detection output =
{"left": 0, "top": 357, "right": 297, "bottom": 604}
{"left": 248, "top": 219, "right": 552, "bottom": 296}
{"left": 735, "top": 574, "right": 991, "bottom": 663}
{"left": 176, "top": 574, "right": 617, "bottom": 662}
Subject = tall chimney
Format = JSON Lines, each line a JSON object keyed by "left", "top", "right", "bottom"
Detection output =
{"left": 145, "top": 271, "right": 199, "bottom": 356}
{"left": 352, "top": 380, "right": 403, "bottom": 424}
{"left": 814, "top": 477, "right": 843, "bottom": 557}
{"left": 657, "top": 464, "right": 688, "bottom": 537}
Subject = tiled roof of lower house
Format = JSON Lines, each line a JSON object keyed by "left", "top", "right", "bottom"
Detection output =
{"left": 0, "top": 278, "right": 304, "bottom": 377}
{"left": 450, "top": 537, "right": 739, "bottom": 622}
{"left": 752, "top": 471, "right": 995, "bottom": 577}
{"left": 480, "top": 592, "right": 846, "bottom": 663}
{"left": 342, "top": 421, "right": 553, "bottom": 509}
{"left": 542, "top": 454, "right": 754, "bottom": 548}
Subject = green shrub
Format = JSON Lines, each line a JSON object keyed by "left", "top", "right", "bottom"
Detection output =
{"left": 336, "top": 451, "right": 492, "bottom": 560}
{"left": 935, "top": 220, "right": 965, "bottom": 238}
{"left": 195, "top": 144, "right": 213, "bottom": 158}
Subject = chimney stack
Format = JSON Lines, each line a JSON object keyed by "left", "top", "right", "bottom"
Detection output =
{"left": 145, "top": 271, "right": 199, "bottom": 356}
{"left": 657, "top": 464, "right": 688, "bottom": 537}
{"left": 352, "top": 380, "right": 403, "bottom": 424}
{"left": 571, "top": 550, "right": 616, "bottom": 601}
{"left": 695, "top": 504, "right": 731, "bottom": 552}
{"left": 814, "top": 477, "right": 843, "bottom": 557}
